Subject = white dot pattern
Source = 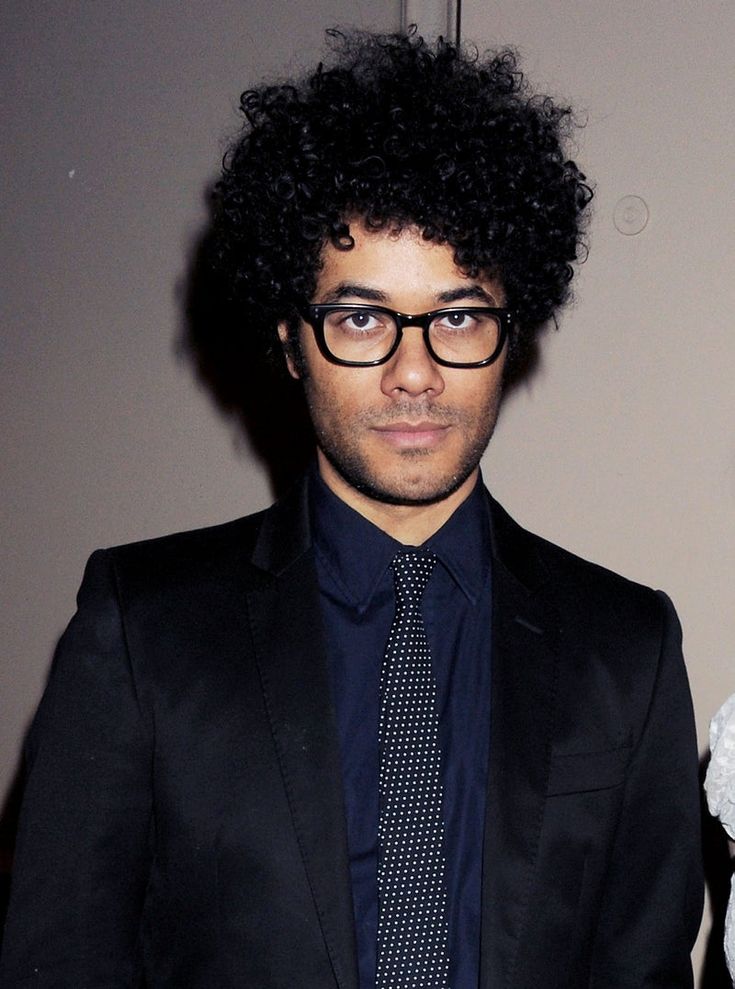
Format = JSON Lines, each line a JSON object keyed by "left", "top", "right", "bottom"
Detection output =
{"left": 376, "top": 551, "right": 451, "bottom": 989}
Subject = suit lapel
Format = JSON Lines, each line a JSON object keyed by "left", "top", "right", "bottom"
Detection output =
{"left": 247, "top": 482, "right": 359, "bottom": 989}
{"left": 479, "top": 497, "right": 560, "bottom": 987}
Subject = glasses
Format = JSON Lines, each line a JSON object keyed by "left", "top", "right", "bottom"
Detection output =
{"left": 299, "top": 303, "right": 513, "bottom": 368}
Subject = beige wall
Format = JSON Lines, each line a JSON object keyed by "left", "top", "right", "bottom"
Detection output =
{"left": 2, "top": 0, "right": 733, "bottom": 978}
{"left": 461, "top": 0, "right": 734, "bottom": 981}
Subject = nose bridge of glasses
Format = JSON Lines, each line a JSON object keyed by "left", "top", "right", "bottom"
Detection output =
{"left": 392, "top": 313, "right": 435, "bottom": 359}
{"left": 393, "top": 313, "right": 435, "bottom": 359}
{"left": 381, "top": 315, "right": 445, "bottom": 392}
{"left": 395, "top": 310, "right": 432, "bottom": 331}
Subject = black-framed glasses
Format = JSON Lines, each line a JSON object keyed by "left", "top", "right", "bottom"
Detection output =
{"left": 299, "top": 303, "right": 513, "bottom": 368}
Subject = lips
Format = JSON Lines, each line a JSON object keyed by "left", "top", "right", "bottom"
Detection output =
{"left": 371, "top": 421, "right": 451, "bottom": 449}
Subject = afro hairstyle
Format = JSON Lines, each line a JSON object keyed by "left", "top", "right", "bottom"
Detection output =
{"left": 207, "top": 28, "right": 593, "bottom": 377}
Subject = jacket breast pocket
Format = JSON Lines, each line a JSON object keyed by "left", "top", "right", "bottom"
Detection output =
{"left": 547, "top": 744, "right": 632, "bottom": 796}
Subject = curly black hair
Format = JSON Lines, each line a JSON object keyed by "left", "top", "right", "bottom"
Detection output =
{"left": 208, "top": 28, "right": 592, "bottom": 376}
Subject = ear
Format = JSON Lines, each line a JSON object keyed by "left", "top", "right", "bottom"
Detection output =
{"left": 277, "top": 321, "right": 300, "bottom": 379}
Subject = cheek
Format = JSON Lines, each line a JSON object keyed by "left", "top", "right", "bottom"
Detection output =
{"left": 303, "top": 358, "right": 380, "bottom": 415}
{"left": 446, "top": 368, "right": 504, "bottom": 416}
{"left": 302, "top": 370, "right": 361, "bottom": 437}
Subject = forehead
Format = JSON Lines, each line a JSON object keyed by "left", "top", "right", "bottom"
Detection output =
{"left": 315, "top": 221, "right": 504, "bottom": 305}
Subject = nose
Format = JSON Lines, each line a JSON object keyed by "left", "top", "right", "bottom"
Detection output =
{"left": 380, "top": 326, "right": 445, "bottom": 399}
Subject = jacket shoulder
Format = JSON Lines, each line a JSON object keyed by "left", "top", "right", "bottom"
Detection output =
{"left": 489, "top": 494, "right": 669, "bottom": 631}
{"left": 95, "top": 509, "right": 272, "bottom": 598}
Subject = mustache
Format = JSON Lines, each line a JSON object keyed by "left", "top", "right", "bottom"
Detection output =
{"left": 357, "top": 401, "right": 467, "bottom": 427}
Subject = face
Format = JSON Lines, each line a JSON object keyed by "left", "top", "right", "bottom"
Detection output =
{"left": 280, "top": 221, "right": 507, "bottom": 512}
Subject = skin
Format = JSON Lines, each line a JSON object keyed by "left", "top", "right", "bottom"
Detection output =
{"left": 279, "top": 220, "right": 507, "bottom": 545}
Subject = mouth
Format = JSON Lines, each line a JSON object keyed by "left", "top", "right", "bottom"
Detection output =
{"left": 371, "top": 421, "right": 451, "bottom": 450}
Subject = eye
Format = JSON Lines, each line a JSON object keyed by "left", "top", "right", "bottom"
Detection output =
{"left": 344, "top": 310, "right": 380, "bottom": 330}
{"left": 329, "top": 308, "right": 391, "bottom": 335}
{"left": 447, "top": 311, "right": 473, "bottom": 327}
{"left": 434, "top": 309, "right": 482, "bottom": 331}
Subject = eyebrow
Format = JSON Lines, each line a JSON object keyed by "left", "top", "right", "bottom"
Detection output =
{"left": 320, "top": 282, "right": 500, "bottom": 306}
{"left": 436, "top": 285, "right": 499, "bottom": 305}
{"left": 321, "top": 282, "right": 388, "bottom": 303}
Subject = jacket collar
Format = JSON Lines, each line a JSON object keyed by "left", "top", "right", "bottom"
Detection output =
{"left": 480, "top": 492, "right": 560, "bottom": 986}
{"left": 250, "top": 475, "right": 312, "bottom": 577}
{"left": 486, "top": 490, "right": 551, "bottom": 596}
{"left": 247, "top": 474, "right": 358, "bottom": 989}
{"left": 250, "top": 473, "right": 545, "bottom": 590}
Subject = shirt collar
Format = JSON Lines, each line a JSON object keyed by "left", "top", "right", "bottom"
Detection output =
{"left": 423, "top": 477, "right": 491, "bottom": 606}
{"left": 309, "top": 466, "right": 491, "bottom": 613}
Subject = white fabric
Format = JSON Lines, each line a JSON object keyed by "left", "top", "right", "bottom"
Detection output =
{"left": 704, "top": 693, "right": 735, "bottom": 981}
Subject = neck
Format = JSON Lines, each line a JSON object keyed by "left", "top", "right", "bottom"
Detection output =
{"left": 316, "top": 456, "right": 479, "bottom": 545}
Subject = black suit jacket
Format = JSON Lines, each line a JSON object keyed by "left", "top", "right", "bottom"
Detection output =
{"left": 0, "top": 482, "right": 703, "bottom": 988}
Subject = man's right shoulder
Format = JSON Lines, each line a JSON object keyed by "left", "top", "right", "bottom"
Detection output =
{"left": 110, "top": 508, "right": 268, "bottom": 561}
{"left": 83, "top": 505, "right": 276, "bottom": 601}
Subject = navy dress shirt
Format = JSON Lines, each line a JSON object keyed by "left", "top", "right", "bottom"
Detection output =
{"left": 310, "top": 470, "right": 493, "bottom": 989}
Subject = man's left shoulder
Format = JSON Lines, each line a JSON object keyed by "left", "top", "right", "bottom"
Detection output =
{"left": 487, "top": 493, "right": 675, "bottom": 645}
{"left": 488, "top": 495, "right": 693, "bottom": 763}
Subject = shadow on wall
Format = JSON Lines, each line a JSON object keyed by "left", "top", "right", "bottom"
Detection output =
{"left": 179, "top": 184, "right": 315, "bottom": 500}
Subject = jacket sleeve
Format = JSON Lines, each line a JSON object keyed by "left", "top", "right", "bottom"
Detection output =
{"left": 0, "top": 550, "right": 153, "bottom": 988}
{"left": 589, "top": 592, "right": 703, "bottom": 988}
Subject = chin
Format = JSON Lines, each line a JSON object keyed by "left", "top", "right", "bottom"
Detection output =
{"left": 327, "top": 452, "right": 479, "bottom": 507}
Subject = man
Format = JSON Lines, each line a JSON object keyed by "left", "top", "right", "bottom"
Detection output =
{"left": 1, "top": 30, "right": 702, "bottom": 989}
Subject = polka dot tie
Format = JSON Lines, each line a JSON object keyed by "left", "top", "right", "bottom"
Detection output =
{"left": 376, "top": 551, "right": 451, "bottom": 988}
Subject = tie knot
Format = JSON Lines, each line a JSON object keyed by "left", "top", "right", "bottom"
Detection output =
{"left": 390, "top": 551, "right": 437, "bottom": 604}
